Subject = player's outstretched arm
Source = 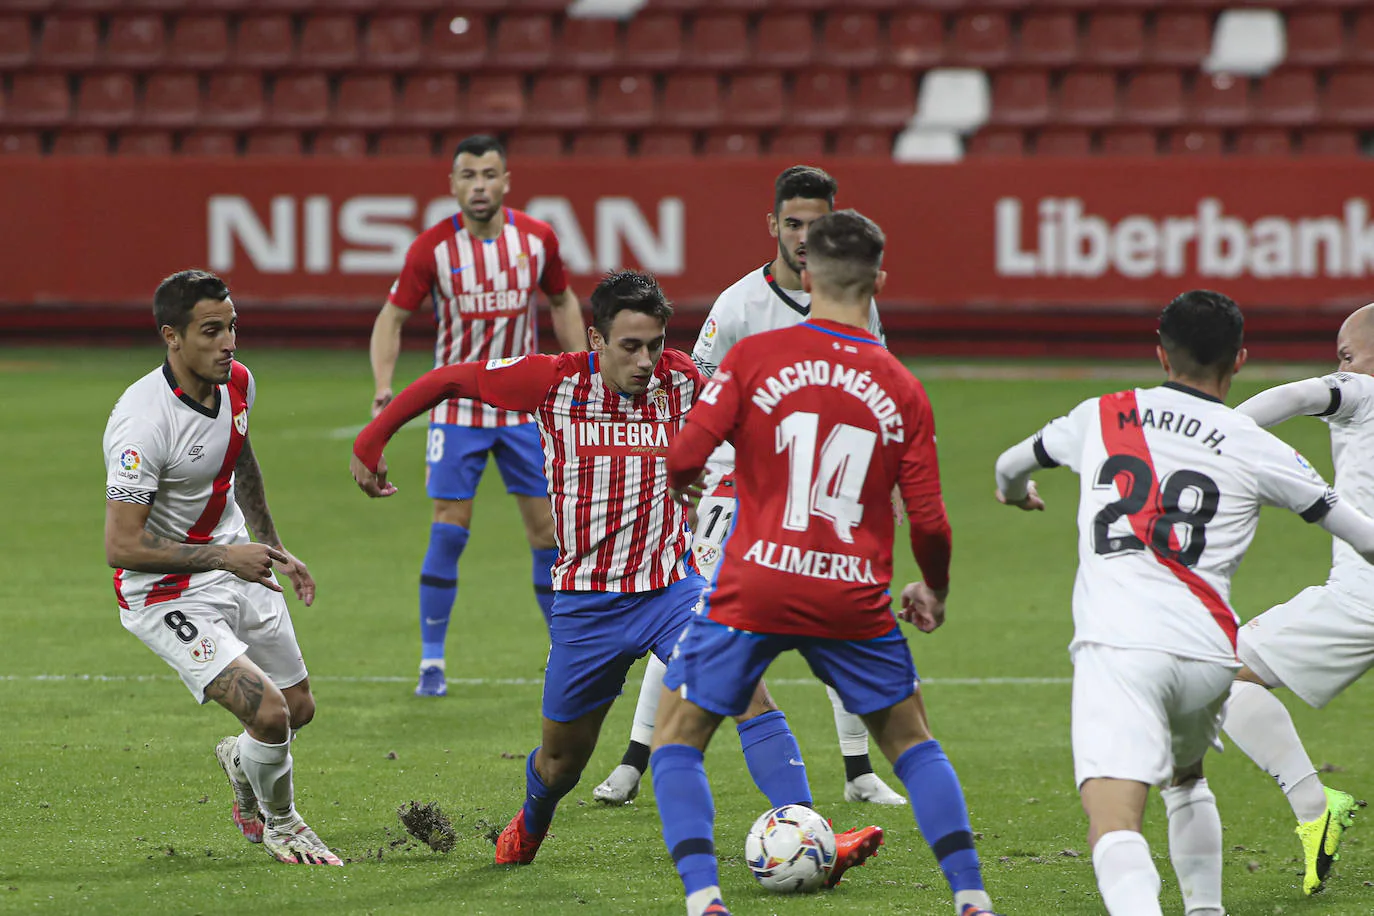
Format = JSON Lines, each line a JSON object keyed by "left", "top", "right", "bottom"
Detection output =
{"left": 547, "top": 288, "right": 587, "bottom": 352}
{"left": 104, "top": 500, "right": 286, "bottom": 592}
{"left": 994, "top": 436, "right": 1047, "bottom": 511}
{"left": 665, "top": 421, "right": 719, "bottom": 507}
{"left": 1318, "top": 501, "right": 1374, "bottom": 565}
{"left": 1235, "top": 377, "right": 1335, "bottom": 428}
{"left": 234, "top": 437, "right": 315, "bottom": 606}
{"left": 369, "top": 302, "right": 411, "bottom": 417}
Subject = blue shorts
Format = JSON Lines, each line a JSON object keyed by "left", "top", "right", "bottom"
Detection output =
{"left": 663, "top": 615, "right": 918, "bottom": 718}
{"left": 425, "top": 423, "right": 547, "bottom": 501}
{"left": 542, "top": 573, "right": 707, "bottom": 723}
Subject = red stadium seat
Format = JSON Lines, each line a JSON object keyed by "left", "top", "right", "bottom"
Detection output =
{"left": 966, "top": 128, "right": 1026, "bottom": 156}
{"left": 754, "top": 13, "right": 815, "bottom": 69}
{"left": 571, "top": 132, "right": 629, "bottom": 157}
{"left": 819, "top": 13, "right": 880, "bottom": 69}
{"left": 0, "top": 16, "right": 33, "bottom": 69}
{"left": 1304, "top": 129, "right": 1359, "bottom": 156}
{"left": 1056, "top": 71, "right": 1118, "bottom": 126}
{"left": 1083, "top": 12, "right": 1144, "bottom": 67}
{"left": 622, "top": 13, "right": 682, "bottom": 70}
{"left": 246, "top": 130, "right": 303, "bottom": 156}
{"left": 298, "top": 14, "right": 359, "bottom": 68}
{"left": 1353, "top": 12, "right": 1374, "bottom": 65}
{"left": 166, "top": 16, "right": 228, "bottom": 69}
{"left": 592, "top": 73, "right": 656, "bottom": 129}
{"left": 103, "top": 15, "right": 165, "bottom": 68}
{"left": 314, "top": 129, "right": 368, "bottom": 156}
{"left": 397, "top": 73, "right": 460, "bottom": 128}
{"left": 688, "top": 14, "right": 748, "bottom": 70}
{"left": 723, "top": 72, "right": 785, "bottom": 128}
{"left": 1285, "top": 10, "right": 1345, "bottom": 67}
{"left": 266, "top": 74, "right": 329, "bottom": 128}
{"left": 1234, "top": 128, "right": 1292, "bottom": 156}
{"left": 559, "top": 17, "right": 618, "bottom": 71}
{"left": 638, "top": 129, "right": 695, "bottom": 157}
{"left": 505, "top": 131, "right": 563, "bottom": 157}
{"left": 181, "top": 131, "right": 237, "bottom": 155}
{"left": 203, "top": 72, "right": 265, "bottom": 128}
{"left": 1100, "top": 127, "right": 1157, "bottom": 155}
{"left": 140, "top": 72, "right": 199, "bottom": 127}
{"left": 335, "top": 74, "right": 396, "bottom": 129}
{"left": 52, "top": 129, "right": 108, "bottom": 155}
{"left": 770, "top": 128, "right": 826, "bottom": 156}
{"left": 7, "top": 74, "right": 69, "bottom": 127}
{"left": 376, "top": 131, "right": 435, "bottom": 156}
{"left": 1323, "top": 70, "right": 1374, "bottom": 126}
{"left": 703, "top": 129, "right": 761, "bottom": 157}
{"left": 118, "top": 130, "right": 174, "bottom": 155}
{"left": 363, "top": 15, "right": 423, "bottom": 69}
{"left": 887, "top": 11, "right": 943, "bottom": 68}
{"left": 492, "top": 14, "right": 553, "bottom": 70}
{"left": 73, "top": 73, "right": 135, "bottom": 127}
{"left": 988, "top": 70, "right": 1051, "bottom": 126}
{"left": 1120, "top": 70, "right": 1184, "bottom": 126}
{"left": 661, "top": 73, "right": 721, "bottom": 128}
{"left": 0, "top": 131, "right": 42, "bottom": 155}
{"left": 703, "top": 0, "right": 768, "bottom": 10}
{"left": 1017, "top": 12, "right": 1077, "bottom": 68}
{"left": 526, "top": 74, "right": 591, "bottom": 129}
{"left": 466, "top": 74, "right": 524, "bottom": 129}
{"left": 1254, "top": 70, "right": 1318, "bottom": 126}
{"left": 833, "top": 129, "right": 892, "bottom": 157}
{"left": 232, "top": 15, "right": 293, "bottom": 69}
{"left": 790, "top": 70, "right": 851, "bottom": 129}
{"left": 950, "top": 13, "right": 1011, "bottom": 68}
{"left": 36, "top": 14, "right": 98, "bottom": 67}
{"left": 1146, "top": 12, "right": 1210, "bottom": 67}
{"left": 4, "top": 0, "right": 52, "bottom": 10}
{"left": 1036, "top": 127, "right": 1092, "bottom": 156}
{"left": 853, "top": 69, "right": 916, "bottom": 128}
{"left": 425, "top": 14, "right": 487, "bottom": 68}
{"left": 1190, "top": 73, "right": 1251, "bottom": 126}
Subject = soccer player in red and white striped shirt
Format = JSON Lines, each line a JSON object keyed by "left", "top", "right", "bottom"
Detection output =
{"left": 368, "top": 135, "right": 586, "bottom": 698}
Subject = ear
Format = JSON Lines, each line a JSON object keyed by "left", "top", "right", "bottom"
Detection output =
{"left": 1156, "top": 344, "right": 1170, "bottom": 374}
{"left": 587, "top": 326, "right": 604, "bottom": 351}
{"left": 873, "top": 270, "right": 888, "bottom": 296}
{"left": 448, "top": 170, "right": 460, "bottom": 197}
{"left": 801, "top": 268, "right": 813, "bottom": 294}
{"left": 1234, "top": 347, "right": 1248, "bottom": 375}
{"left": 767, "top": 212, "right": 779, "bottom": 240}
{"left": 161, "top": 324, "right": 179, "bottom": 349}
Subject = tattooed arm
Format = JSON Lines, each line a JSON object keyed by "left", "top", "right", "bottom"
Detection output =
{"left": 235, "top": 435, "right": 281, "bottom": 548}
{"left": 104, "top": 500, "right": 285, "bottom": 590}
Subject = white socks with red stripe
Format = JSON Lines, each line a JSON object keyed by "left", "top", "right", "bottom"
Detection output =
{"left": 1161, "top": 779, "right": 1224, "bottom": 916}
{"left": 237, "top": 732, "right": 297, "bottom": 827}
{"left": 1093, "top": 831, "right": 1163, "bottom": 916}
{"left": 1223, "top": 679, "right": 1326, "bottom": 822}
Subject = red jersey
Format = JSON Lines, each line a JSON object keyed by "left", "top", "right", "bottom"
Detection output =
{"left": 388, "top": 207, "right": 569, "bottom": 429}
{"left": 667, "top": 319, "right": 952, "bottom": 640}
{"left": 356, "top": 350, "right": 704, "bottom": 593}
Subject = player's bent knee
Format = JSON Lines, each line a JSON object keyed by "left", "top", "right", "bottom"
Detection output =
{"left": 1234, "top": 664, "right": 1274, "bottom": 689}
{"left": 737, "top": 680, "right": 778, "bottom": 720}
{"left": 248, "top": 687, "right": 292, "bottom": 744}
{"left": 432, "top": 498, "right": 473, "bottom": 528}
{"left": 285, "top": 688, "right": 315, "bottom": 730}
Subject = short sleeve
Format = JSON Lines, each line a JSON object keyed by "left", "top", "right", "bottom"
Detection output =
{"left": 688, "top": 348, "right": 745, "bottom": 442}
{"left": 473, "top": 354, "right": 567, "bottom": 415}
{"left": 1318, "top": 372, "right": 1374, "bottom": 424}
{"left": 1032, "top": 398, "right": 1095, "bottom": 473}
{"left": 1253, "top": 432, "right": 1338, "bottom": 522}
{"left": 537, "top": 228, "right": 569, "bottom": 297}
{"left": 866, "top": 300, "right": 885, "bottom": 345}
{"left": 104, "top": 407, "right": 165, "bottom": 504}
{"left": 691, "top": 298, "right": 740, "bottom": 377}
{"left": 387, "top": 234, "right": 438, "bottom": 312}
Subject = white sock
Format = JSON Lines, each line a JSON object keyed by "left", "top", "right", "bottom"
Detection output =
{"left": 826, "top": 684, "right": 870, "bottom": 758}
{"left": 685, "top": 885, "right": 722, "bottom": 916}
{"left": 1093, "top": 830, "right": 1164, "bottom": 916}
{"left": 1161, "top": 779, "right": 1224, "bottom": 916}
{"left": 419, "top": 658, "right": 445, "bottom": 670}
{"left": 237, "top": 732, "right": 296, "bottom": 826}
{"left": 1222, "top": 680, "right": 1326, "bottom": 821}
{"left": 629, "top": 654, "right": 667, "bottom": 748}
{"left": 953, "top": 889, "right": 994, "bottom": 914}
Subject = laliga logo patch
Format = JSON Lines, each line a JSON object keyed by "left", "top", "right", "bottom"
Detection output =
{"left": 233, "top": 409, "right": 248, "bottom": 436}
{"left": 486, "top": 356, "right": 525, "bottom": 370}
{"left": 190, "top": 636, "right": 216, "bottom": 663}
{"left": 1294, "top": 450, "right": 1315, "bottom": 473}
{"left": 699, "top": 317, "right": 717, "bottom": 352}
{"left": 119, "top": 448, "right": 140, "bottom": 471}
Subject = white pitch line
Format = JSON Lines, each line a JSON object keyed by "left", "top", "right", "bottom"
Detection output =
{"left": 1, "top": 674, "right": 1069, "bottom": 686}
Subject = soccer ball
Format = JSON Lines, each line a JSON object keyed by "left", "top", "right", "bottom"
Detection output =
{"left": 743, "top": 804, "right": 837, "bottom": 893}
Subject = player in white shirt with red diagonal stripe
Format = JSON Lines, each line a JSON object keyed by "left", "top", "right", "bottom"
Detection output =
{"left": 369, "top": 134, "right": 586, "bottom": 698}
{"left": 993, "top": 291, "right": 1374, "bottom": 916}
{"left": 103, "top": 270, "right": 339, "bottom": 867}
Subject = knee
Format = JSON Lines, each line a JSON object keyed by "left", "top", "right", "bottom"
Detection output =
{"left": 525, "top": 517, "right": 556, "bottom": 550}
{"left": 250, "top": 691, "right": 292, "bottom": 744}
{"left": 288, "top": 691, "right": 316, "bottom": 730}
{"left": 537, "top": 745, "right": 587, "bottom": 790}
{"left": 737, "top": 682, "right": 778, "bottom": 721}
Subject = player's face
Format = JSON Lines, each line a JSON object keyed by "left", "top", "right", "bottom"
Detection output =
{"left": 590, "top": 310, "right": 666, "bottom": 395}
{"left": 768, "top": 198, "right": 832, "bottom": 277}
{"left": 450, "top": 151, "right": 509, "bottom": 225}
{"left": 1336, "top": 312, "right": 1374, "bottom": 376}
{"left": 170, "top": 298, "right": 238, "bottom": 384}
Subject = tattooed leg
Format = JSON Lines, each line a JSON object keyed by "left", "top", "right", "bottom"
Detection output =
{"left": 206, "top": 656, "right": 291, "bottom": 744}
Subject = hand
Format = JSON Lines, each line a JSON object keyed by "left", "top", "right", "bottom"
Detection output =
{"left": 670, "top": 470, "right": 708, "bottom": 510}
{"left": 223, "top": 543, "right": 288, "bottom": 593}
{"left": 371, "top": 389, "right": 393, "bottom": 419}
{"left": 899, "top": 581, "right": 947, "bottom": 633}
{"left": 997, "top": 480, "right": 1046, "bottom": 511}
{"left": 270, "top": 546, "right": 316, "bottom": 607}
{"left": 351, "top": 453, "right": 399, "bottom": 498}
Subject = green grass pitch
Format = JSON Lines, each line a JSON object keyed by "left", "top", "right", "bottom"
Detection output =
{"left": 1, "top": 346, "right": 1369, "bottom": 915}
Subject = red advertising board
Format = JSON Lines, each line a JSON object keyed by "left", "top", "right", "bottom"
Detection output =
{"left": 2, "top": 158, "right": 1372, "bottom": 315}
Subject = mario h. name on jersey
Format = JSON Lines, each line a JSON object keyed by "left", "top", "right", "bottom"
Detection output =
{"left": 729, "top": 356, "right": 906, "bottom": 444}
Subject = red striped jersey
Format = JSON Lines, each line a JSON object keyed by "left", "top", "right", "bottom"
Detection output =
{"left": 355, "top": 350, "right": 704, "bottom": 593}
{"left": 103, "top": 361, "right": 255, "bottom": 611}
{"left": 389, "top": 207, "right": 569, "bottom": 429}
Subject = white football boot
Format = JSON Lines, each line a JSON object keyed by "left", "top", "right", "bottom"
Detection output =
{"left": 592, "top": 764, "right": 642, "bottom": 805}
{"left": 215, "top": 736, "right": 265, "bottom": 843}
{"left": 844, "top": 772, "right": 908, "bottom": 806}
{"left": 263, "top": 817, "right": 343, "bottom": 866}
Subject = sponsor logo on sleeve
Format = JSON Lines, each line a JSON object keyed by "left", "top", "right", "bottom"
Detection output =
{"left": 1295, "top": 450, "right": 1317, "bottom": 475}
{"left": 117, "top": 447, "right": 141, "bottom": 482}
{"left": 486, "top": 356, "right": 525, "bottom": 369}
{"left": 698, "top": 317, "right": 718, "bottom": 353}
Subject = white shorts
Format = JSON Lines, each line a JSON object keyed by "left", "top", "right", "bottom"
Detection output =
{"left": 1238, "top": 585, "right": 1374, "bottom": 709}
{"left": 692, "top": 481, "right": 736, "bottom": 581}
{"left": 1071, "top": 643, "right": 1234, "bottom": 789}
{"left": 121, "top": 577, "right": 308, "bottom": 704}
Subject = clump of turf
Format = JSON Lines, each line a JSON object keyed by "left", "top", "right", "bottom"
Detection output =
{"left": 397, "top": 801, "right": 457, "bottom": 852}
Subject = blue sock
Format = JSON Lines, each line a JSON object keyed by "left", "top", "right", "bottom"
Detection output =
{"left": 531, "top": 546, "right": 557, "bottom": 624}
{"left": 651, "top": 744, "right": 720, "bottom": 897}
{"left": 521, "top": 748, "right": 575, "bottom": 834}
{"left": 737, "top": 710, "right": 813, "bottom": 808}
{"left": 419, "top": 522, "right": 469, "bottom": 662}
{"left": 894, "top": 739, "right": 985, "bottom": 894}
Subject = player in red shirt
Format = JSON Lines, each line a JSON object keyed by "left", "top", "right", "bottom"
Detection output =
{"left": 368, "top": 134, "right": 586, "bottom": 698}
{"left": 653, "top": 212, "right": 1000, "bottom": 916}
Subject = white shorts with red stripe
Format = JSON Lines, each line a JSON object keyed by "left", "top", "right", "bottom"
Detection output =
{"left": 121, "top": 576, "right": 307, "bottom": 704}
{"left": 1070, "top": 642, "right": 1234, "bottom": 788}
{"left": 1239, "top": 584, "right": 1374, "bottom": 709}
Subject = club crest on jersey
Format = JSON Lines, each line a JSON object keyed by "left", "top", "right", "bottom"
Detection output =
{"left": 651, "top": 387, "right": 671, "bottom": 417}
{"left": 487, "top": 356, "right": 525, "bottom": 370}
{"left": 233, "top": 408, "right": 248, "bottom": 436}
{"left": 190, "top": 637, "right": 216, "bottom": 663}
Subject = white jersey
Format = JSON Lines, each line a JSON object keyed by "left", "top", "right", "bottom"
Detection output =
{"left": 1315, "top": 371, "right": 1374, "bottom": 596}
{"left": 1032, "top": 383, "right": 1336, "bottom": 665}
{"left": 103, "top": 361, "right": 255, "bottom": 612}
{"left": 690, "top": 263, "right": 884, "bottom": 481}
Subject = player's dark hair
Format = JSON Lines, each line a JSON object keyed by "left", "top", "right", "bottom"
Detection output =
{"left": 804, "top": 209, "right": 885, "bottom": 302}
{"left": 153, "top": 269, "right": 230, "bottom": 334}
{"left": 774, "top": 165, "right": 837, "bottom": 214}
{"left": 1158, "top": 290, "right": 1245, "bottom": 378}
{"left": 452, "top": 134, "right": 506, "bottom": 165}
{"left": 590, "top": 270, "right": 674, "bottom": 338}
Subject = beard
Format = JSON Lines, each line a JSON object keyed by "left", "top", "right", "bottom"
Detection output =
{"left": 779, "top": 247, "right": 804, "bottom": 278}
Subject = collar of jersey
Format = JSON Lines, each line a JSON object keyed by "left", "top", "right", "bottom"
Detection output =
{"left": 451, "top": 208, "right": 514, "bottom": 241}
{"left": 800, "top": 319, "right": 882, "bottom": 346}
{"left": 162, "top": 360, "right": 221, "bottom": 418}
{"left": 1161, "top": 380, "right": 1224, "bottom": 404}
{"left": 761, "top": 263, "right": 808, "bottom": 318}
